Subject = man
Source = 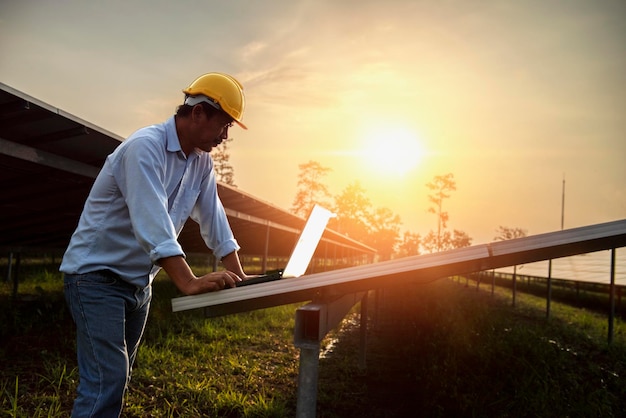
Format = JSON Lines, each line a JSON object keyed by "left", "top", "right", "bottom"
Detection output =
{"left": 60, "top": 72, "right": 252, "bottom": 417}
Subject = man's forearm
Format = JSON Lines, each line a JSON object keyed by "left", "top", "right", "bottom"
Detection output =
{"left": 220, "top": 251, "right": 246, "bottom": 278}
{"left": 159, "top": 255, "right": 197, "bottom": 293}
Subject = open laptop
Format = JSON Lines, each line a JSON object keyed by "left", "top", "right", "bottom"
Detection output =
{"left": 234, "top": 204, "right": 335, "bottom": 287}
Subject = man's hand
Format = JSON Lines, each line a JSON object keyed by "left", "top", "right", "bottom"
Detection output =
{"left": 196, "top": 270, "right": 242, "bottom": 293}
{"left": 160, "top": 255, "right": 244, "bottom": 295}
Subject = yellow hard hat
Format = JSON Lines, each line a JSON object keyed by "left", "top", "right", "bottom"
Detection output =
{"left": 182, "top": 72, "right": 247, "bottom": 129}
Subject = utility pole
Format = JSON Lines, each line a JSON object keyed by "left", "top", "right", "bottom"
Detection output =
{"left": 560, "top": 174, "right": 565, "bottom": 230}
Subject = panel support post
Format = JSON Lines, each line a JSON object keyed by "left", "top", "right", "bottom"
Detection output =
{"left": 11, "top": 252, "right": 21, "bottom": 301}
{"left": 296, "top": 343, "right": 320, "bottom": 418}
{"left": 263, "top": 223, "right": 270, "bottom": 273}
{"left": 608, "top": 248, "right": 616, "bottom": 345}
{"left": 6, "top": 252, "right": 13, "bottom": 283}
{"left": 546, "top": 259, "right": 553, "bottom": 319}
{"left": 512, "top": 265, "right": 518, "bottom": 307}
{"left": 294, "top": 292, "right": 366, "bottom": 418}
{"left": 358, "top": 293, "right": 368, "bottom": 370}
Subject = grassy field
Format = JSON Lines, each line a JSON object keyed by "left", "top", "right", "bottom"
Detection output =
{"left": 1, "top": 268, "right": 625, "bottom": 417}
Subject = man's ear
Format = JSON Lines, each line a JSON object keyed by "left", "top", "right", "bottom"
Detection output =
{"left": 191, "top": 104, "right": 205, "bottom": 122}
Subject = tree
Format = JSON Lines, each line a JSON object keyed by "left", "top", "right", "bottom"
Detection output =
{"left": 494, "top": 226, "right": 528, "bottom": 241}
{"left": 421, "top": 229, "right": 472, "bottom": 253}
{"left": 397, "top": 231, "right": 421, "bottom": 257}
{"left": 331, "top": 182, "right": 405, "bottom": 261}
{"left": 425, "top": 173, "right": 456, "bottom": 252}
{"left": 291, "top": 161, "right": 332, "bottom": 217}
{"left": 421, "top": 173, "right": 472, "bottom": 253}
{"left": 212, "top": 138, "right": 236, "bottom": 186}
{"left": 422, "top": 230, "right": 445, "bottom": 253}
{"left": 449, "top": 229, "right": 472, "bottom": 249}
{"left": 331, "top": 181, "right": 372, "bottom": 243}
{"left": 367, "top": 207, "right": 402, "bottom": 261}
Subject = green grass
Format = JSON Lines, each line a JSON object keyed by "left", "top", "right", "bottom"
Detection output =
{"left": 1, "top": 272, "right": 302, "bottom": 417}
{"left": 1, "top": 270, "right": 625, "bottom": 417}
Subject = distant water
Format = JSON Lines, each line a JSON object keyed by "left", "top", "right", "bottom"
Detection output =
{"left": 495, "top": 248, "right": 626, "bottom": 285}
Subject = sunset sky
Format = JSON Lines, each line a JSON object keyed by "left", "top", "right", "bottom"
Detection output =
{"left": 1, "top": 0, "right": 624, "bottom": 244}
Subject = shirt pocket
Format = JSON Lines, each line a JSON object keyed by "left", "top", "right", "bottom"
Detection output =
{"left": 170, "top": 186, "right": 201, "bottom": 233}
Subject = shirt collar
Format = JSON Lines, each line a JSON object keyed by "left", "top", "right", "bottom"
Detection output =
{"left": 165, "top": 116, "right": 182, "bottom": 153}
{"left": 166, "top": 115, "right": 200, "bottom": 160}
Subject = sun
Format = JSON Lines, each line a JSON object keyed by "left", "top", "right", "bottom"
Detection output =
{"left": 359, "top": 125, "right": 425, "bottom": 177}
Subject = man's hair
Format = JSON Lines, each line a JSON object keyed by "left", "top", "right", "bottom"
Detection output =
{"left": 176, "top": 102, "right": 224, "bottom": 119}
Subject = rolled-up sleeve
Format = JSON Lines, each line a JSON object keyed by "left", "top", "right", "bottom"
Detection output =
{"left": 112, "top": 138, "right": 185, "bottom": 264}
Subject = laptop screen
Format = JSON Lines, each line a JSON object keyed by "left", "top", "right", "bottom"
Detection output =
{"left": 282, "top": 204, "right": 335, "bottom": 278}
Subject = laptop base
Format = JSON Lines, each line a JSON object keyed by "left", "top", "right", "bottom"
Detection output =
{"left": 235, "top": 270, "right": 283, "bottom": 287}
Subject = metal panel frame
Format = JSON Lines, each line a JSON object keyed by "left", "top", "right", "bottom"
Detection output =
{"left": 172, "top": 218, "right": 626, "bottom": 315}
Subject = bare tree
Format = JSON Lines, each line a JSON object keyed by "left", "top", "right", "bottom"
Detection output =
{"left": 425, "top": 173, "right": 456, "bottom": 252}
{"left": 212, "top": 138, "right": 236, "bottom": 186}
{"left": 494, "top": 226, "right": 528, "bottom": 241}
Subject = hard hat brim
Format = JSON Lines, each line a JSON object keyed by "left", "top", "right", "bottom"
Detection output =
{"left": 184, "top": 95, "right": 247, "bottom": 130}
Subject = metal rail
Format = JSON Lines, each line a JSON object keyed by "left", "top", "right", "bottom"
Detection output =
{"left": 172, "top": 219, "right": 626, "bottom": 315}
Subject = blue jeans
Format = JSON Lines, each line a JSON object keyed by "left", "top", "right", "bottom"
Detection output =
{"left": 64, "top": 271, "right": 152, "bottom": 418}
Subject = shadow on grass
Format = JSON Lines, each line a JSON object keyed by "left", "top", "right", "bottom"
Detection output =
{"left": 315, "top": 279, "right": 626, "bottom": 418}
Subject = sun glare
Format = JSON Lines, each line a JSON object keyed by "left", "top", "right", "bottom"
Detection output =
{"left": 360, "top": 125, "right": 425, "bottom": 177}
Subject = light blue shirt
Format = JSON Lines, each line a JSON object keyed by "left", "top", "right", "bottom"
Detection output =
{"left": 60, "top": 116, "right": 239, "bottom": 287}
